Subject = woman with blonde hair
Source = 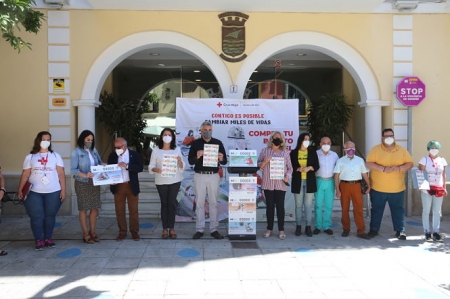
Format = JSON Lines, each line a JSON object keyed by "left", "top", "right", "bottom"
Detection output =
{"left": 257, "top": 131, "right": 293, "bottom": 240}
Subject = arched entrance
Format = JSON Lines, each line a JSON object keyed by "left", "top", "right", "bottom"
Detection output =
{"left": 236, "top": 31, "right": 390, "bottom": 154}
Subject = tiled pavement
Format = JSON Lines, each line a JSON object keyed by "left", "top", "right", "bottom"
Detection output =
{"left": 0, "top": 214, "right": 449, "bottom": 299}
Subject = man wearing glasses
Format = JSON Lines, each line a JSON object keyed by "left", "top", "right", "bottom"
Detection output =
{"left": 334, "top": 141, "right": 371, "bottom": 239}
{"left": 366, "top": 129, "right": 413, "bottom": 240}
{"left": 108, "top": 137, "right": 144, "bottom": 241}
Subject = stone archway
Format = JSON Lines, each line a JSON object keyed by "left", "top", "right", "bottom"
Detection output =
{"left": 75, "top": 31, "right": 233, "bottom": 135}
{"left": 236, "top": 31, "right": 390, "bottom": 153}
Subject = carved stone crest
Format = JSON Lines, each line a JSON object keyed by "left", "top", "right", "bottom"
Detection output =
{"left": 218, "top": 12, "right": 249, "bottom": 63}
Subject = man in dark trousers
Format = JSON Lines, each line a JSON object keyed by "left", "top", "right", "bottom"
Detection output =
{"left": 188, "top": 121, "right": 227, "bottom": 239}
{"left": 108, "top": 137, "right": 144, "bottom": 241}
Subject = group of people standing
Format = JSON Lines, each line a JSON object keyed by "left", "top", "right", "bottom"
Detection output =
{"left": 257, "top": 128, "right": 446, "bottom": 242}
{"left": 6, "top": 125, "right": 446, "bottom": 251}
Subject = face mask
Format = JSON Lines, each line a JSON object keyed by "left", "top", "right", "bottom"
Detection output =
{"left": 302, "top": 140, "right": 310, "bottom": 148}
{"left": 203, "top": 131, "right": 212, "bottom": 139}
{"left": 163, "top": 135, "right": 172, "bottom": 144}
{"left": 321, "top": 144, "right": 331, "bottom": 152}
{"left": 384, "top": 137, "right": 394, "bottom": 146}
{"left": 272, "top": 138, "right": 282, "bottom": 146}
{"left": 40, "top": 141, "right": 50, "bottom": 149}
{"left": 115, "top": 149, "right": 124, "bottom": 156}
{"left": 429, "top": 149, "right": 439, "bottom": 156}
{"left": 84, "top": 142, "right": 93, "bottom": 149}
{"left": 346, "top": 149, "right": 355, "bottom": 156}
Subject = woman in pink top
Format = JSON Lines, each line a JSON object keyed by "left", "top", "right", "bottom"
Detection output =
{"left": 257, "top": 131, "right": 293, "bottom": 240}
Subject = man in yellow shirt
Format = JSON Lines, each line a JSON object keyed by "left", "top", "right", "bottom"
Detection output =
{"left": 366, "top": 129, "right": 413, "bottom": 240}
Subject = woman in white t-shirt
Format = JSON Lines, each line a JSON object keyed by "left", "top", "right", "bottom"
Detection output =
{"left": 149, "top": 128, "right": 184, "bottom": 239}
{"left": 418, "top": 140, "right": 447, "bottom": 242}
{"left": 17, "top": 131, "right": 66, "bottom": 251}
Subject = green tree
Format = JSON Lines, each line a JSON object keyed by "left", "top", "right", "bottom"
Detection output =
{"left": 97, "top": 92, "right": 151, "bottom": 151}
{"left": 0, "top": 0, "right": 45, "bottom": 52}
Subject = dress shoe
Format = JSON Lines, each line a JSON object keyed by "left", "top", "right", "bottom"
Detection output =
{"left": 313, "top": 228, "right": 320, "bottom": 235}
{"left": 357, "top": 233, "right": 371, "bottom": 240}
{"left": 433, "top": 232, "right": 443, "bottom": 242}
{"left": 367, "top": 230, "right": 378, "bottom": 238}
{"left": 211, "top": 231, "right": 224, "bottom": 239}
{"left": 305, "top": 226, "right": 313, "bottom": 237}
{"left": 116, "top": 233, "right": 126, "bottom": 242}
{"left": 341, "top": 230, "right": 350, "bottom": 237}
{"left": 324, "top": 229, "right": 334, "bottom": 235}
{"left": 295, "top": 225, "right": 302, "bottom": 236}
{"left": 193, "top": 231, "right": 204, "bottom": 239}
{"left": 132, "top": 232, "right": 141, "bottom": 241}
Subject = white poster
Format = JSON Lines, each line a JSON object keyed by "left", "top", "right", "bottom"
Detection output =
{"left": 90, "top": 164, "right": 124, "bottom": 186}
{"left": 175, "top": 98, "right": 299, "bottom": 222}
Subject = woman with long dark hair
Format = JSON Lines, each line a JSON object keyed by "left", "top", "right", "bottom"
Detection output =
{"left": 70, "top": 130, "right": 103, "bottom": 243}
{"left": 18, "top": 131, "right": 66, "bottom": 250}
{"left": 290, "top": 133, "right": 319, "bottom": 237}
{"left": 149, "top": 128, "right": 184, "bottom": 239}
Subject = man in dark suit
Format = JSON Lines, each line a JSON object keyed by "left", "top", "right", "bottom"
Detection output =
{"left": 108, "top": 137, "right": 144, "bottom": 241}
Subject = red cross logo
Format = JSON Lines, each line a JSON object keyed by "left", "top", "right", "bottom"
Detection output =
{"left": 217, "top": 102, "right": 222, "bottom": 107}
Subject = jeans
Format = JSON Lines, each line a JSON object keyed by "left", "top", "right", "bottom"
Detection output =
{"left": 314, "top": 178, "right": 334, "bottom": 230}
{"left": 23, "top": 190, "right": 62, "bottom": 241}
{"left": 421, "top": 191, "right": 443, "bottom": 233}
{"left": 264, "top": 189, "right": 286, "bottom": 231}
{"left": 294, "top": 180, "right": 314, "bottom": 226}
{"left": 369, "top": 189, "right": 405, "bottom": 232}
{"left": 156, "top": 182, "right": 181, "bottom": 229}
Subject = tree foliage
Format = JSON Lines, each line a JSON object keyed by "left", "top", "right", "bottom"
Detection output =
{"left": 307, "top": 93, "right": 353, "bottom": 146}
{"left": 97, "top": 92, "right": 151, "bottom": 151}
{"left": 0, "top": 0, "right": 45, "bottom": 52}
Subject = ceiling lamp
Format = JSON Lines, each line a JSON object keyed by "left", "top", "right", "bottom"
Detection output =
{"left": 393, "top": 0, "right": 419, "bottom": 11}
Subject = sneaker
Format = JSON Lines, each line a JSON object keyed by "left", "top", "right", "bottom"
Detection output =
{"left": 210, "top": 231, "right": 224, "bottom": 240}
{"left": 44, "top": 239, "right": 56, "bottom": 248}
{"left": 396, "top": 231, "right": 407, "bottom": 240}
{"left": 193, "top": 231, "right": 204, "bottom": 239}
{"left": 35, "top": 240, "right": 45, "bottom": 251}
{"left": 425, "top": 233, "right": 433, "bottom": 242}
{"left": 367, "top": 230, "right": 379, "bottom": 238}
{"left": 324, "top": 229, "right": 334, "bottom": 235}
{"left": 433, "top": 232, "right": 443, "bottom": 242}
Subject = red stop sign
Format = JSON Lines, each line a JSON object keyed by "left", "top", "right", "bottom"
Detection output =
{"left": 396, "top": 76, "right": 426, "bottom": 107}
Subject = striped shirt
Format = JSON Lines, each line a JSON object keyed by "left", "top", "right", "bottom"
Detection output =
{"left": 258, "top": 147, "right": 293, "bottom": 191}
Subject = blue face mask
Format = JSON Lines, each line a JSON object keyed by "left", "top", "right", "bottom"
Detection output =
{"left": 203, "top": 131, "right": 212, "bottom": 139}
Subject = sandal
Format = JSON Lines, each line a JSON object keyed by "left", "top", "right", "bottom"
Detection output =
{"left": 162, "top": 229, "right": 169, "bottom": 239}
{"left": 279, "top": 231, "right": 286, "bottom": 240}
{"left": 263, "top": 230, "right": 272, "bottom": 238}
{"left": 0, "top": 250, "right": 7, "bottom": 256}
{"left": 83, "top": 234, "right": 95, "bottom": 244}
{"left": 169, "top": 229, "right": 177, "bottom": 239}
{"left": 90, "top": 232, "right": 100, "bottom": 242}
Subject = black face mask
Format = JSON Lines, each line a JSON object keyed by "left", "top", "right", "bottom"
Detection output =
{"left": 272, "top": 138, "right": 282, "bottom": 146}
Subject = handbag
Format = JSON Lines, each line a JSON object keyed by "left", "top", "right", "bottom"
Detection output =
{"left": 427, "top": 185, "right": 446, "bottom": 197}
{"left": 21, "top": 181, "right": 33, "bottom": 200}
{"left": 360, "top": 180, "right": 369, "bottom": 194}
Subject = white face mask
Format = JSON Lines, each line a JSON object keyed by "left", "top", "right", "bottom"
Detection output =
{"left": 163, "top": 135, "right": 172, "bottom": 144}
{"left": 302, "top": 140, "right": 310, "bottom": 148}
{"left": 384, "top": 137, "right": 394, "bottom": 146}
{"left": 115, "top": 149, "right": 124, "bottom": 156}
{"left": 321, "top": 144, "right": 331, "bottom": 152}
{"left": 429, "top": 149, "right": 439, "bottom": 156}
{"left": 40, "top": 141, "right": 50, "bottom": 149}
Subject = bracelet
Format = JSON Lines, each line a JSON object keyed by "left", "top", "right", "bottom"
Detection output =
{"left": 0, "top": 187, "right": 5, "bottom": 192}
{"left": 382, "top": 166, "right": 386, "bottom": 172}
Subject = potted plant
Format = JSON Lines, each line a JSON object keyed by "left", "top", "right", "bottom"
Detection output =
{"left": 145, "top": 92, "right": 159, "bottom": 112}
{"left": 306, "top": 93, "right": 353, "bottom": 148}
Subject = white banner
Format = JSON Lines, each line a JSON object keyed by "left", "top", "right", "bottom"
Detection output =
{"left": 175, "top": 98, "right": 299, "bottom": 222}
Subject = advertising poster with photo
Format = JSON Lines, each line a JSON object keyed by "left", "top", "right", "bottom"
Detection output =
{"left": 90, "top": 164, "right": 124, "bottom": 186}
{"left": 228, "top": 176, "right": 257, "bottom": 236}
{"left": 176, "top": 98, "right": 299, "bottom": 222}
